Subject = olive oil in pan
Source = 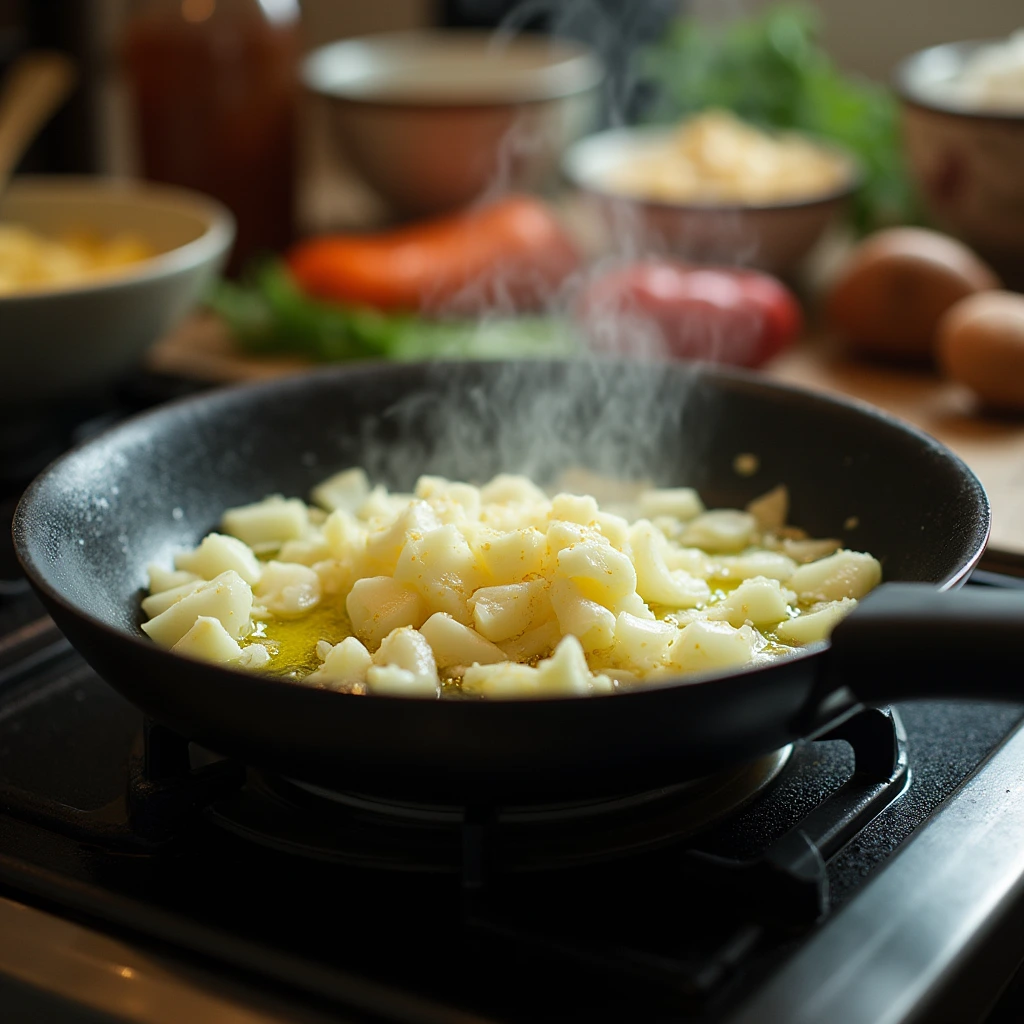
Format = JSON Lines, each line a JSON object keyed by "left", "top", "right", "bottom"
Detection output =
{"left": 245, "top": 601, "right": 353, "bottom": 679}
{"left": 245, "top": 578, "right": 798, "bottom": 691}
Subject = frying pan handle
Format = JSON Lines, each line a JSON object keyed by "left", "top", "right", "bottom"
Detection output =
{"left": 825, "top": 582, "right": 1024, "bottom": 703}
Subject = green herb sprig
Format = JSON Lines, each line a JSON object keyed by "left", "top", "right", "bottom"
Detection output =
{"left": 207, "top": 262, "right": 577, "bottom": 363}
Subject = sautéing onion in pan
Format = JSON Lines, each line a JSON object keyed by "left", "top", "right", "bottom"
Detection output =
{"left": 141, "top": 468, "right": 882, "bottom": 699}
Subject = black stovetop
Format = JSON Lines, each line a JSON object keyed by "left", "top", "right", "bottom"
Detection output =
{"left": 3, "top": 375, "right": 1024, "bottom": 1023}
{"left": 1, "top": 578, "right": 1023, "bottom": 1023}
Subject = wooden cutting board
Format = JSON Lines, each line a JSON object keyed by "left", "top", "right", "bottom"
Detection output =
{"left": 767, "top": 343, "right": 1024, "bottom": 559}
{"left": 148, "top": 319, "right": 1024, "bottom": 558}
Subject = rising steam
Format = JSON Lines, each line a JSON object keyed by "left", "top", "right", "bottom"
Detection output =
{"left": 358, "top": 1, "right": 763, "bottom": 488}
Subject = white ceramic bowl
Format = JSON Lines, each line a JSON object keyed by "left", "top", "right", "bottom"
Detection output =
{"left": 302, "top": 31, "right": 603, "bottom": 217}
{"left": 895, "top": 41, "right": 1024, "bottom": 284}
{"left": 0, "top": 177, "right": 233, "bottom": 411}
{"left": 562, "top": 125, "right": 858, "bottom": 277}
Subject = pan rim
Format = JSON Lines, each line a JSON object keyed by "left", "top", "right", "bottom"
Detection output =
{"left": 12, "top": 357, "right": 990, "bottom": 707}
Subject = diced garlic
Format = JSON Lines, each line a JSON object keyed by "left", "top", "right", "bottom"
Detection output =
{"left": 141, "top": 578, "right": 204, "bottom": 619}
{"left": 630, "top": 520, "right": 711, "bottom": 608}
{"left": 323, "top": 508, "right": 368, "bottom": 560}
{"left": 680, "top": 510, "right": 757, "bottom": 553}
{"left": 706, "top": 576, "right": 791, "bottom": 627}
{"left": 310, "top": 636, "right": 372, "bottom": 687}
{"left": 414, "top": 477, "right": 482, "bottom": 520}
{"left": 662, "top": 544, "right": 716, "bottom": 578}
{"left": 277, "top": 536, "right": 332, "bottom": 567}
{"left": 147, "top": 565, "right": 200, "bottom": 594}
{"left": 393, "top": 524, "right": 483, "bottom": 623}
{"left": 419, "top": 613, "right": 507, "bottom": 670}
{"left": 480, "top": 474, "right": 548, "bottom": 505}
{"left": 346, "top": 576, "right": 426, "bottom": 648}
{"left": 638, "top": 487, "right": 705, "bottom": 522}
{"left": 312, "top": 558, "right": 356, "bottom": 598}
{"left": 237, "top": 643, "right": 271, "bottom": 669}
{"left": 781, "top": 537, "right": 842, "bottom": 563}
{"left": 666, "top": 620, "right": 754, "bottom": 674}
{"left": 546, "top": 519, "right": 602, "bottom": 554}
{"left": 222, "top": 495, "right": 307, "bottom": 547}
{"left": 497, "top": 618, "right": 562, "bottom": 663}
{"left": 256, "top": 561, "right": 321, "bottom": 617}
{"left": 471, "top": 526, "right": 547, "bottom": 585}
{"left": 479, "top": 501, "right": 551, "bottom": 532}
{"left": 593, "top": 511, "right": 631, "bottom": 551}
{"left": 549, "top": 578, "right": 616, "bottom": 652}
{"left": 364, "top": 500, "right": 441, "bottom": 576}
{"left": 613, "top": 611, "right": 677, "bottom": 671}
{"left": 373, "top": 626, "right": 439, "bottom": 684}
{"left": 601, "top": 667, "right": 641, "bottom": 688}
{"left": 550, "top": 492, "right": 600, "bottom": 526}
{"left": 171, "top": 615, "right": 242, "bottom": 664}
{"left": 357, "top": 485, "right": 411, "bottom": 524}
{"left": 662, "top": 607, "right": 711, "bottom": 628}
{"left": 776, "top": 598, "right": 857, "bottom": 645}
{"left": 788, "top": 550, "right": 882, "bottom": 603}
{"left": 365, "top": 665, "right": 439, "bottom": 698}
{"left": 555, "top": 539, "right": 637, "bottom": 608}
{"left": 141, "top": 570, "right": 253, "bottom": 647}
{"left": 651, "top": 515, "right": 686, "bottom": 541}
{"left": 310, "top": 467, "right": 370, "bottom": 513}
{"left": 145, "top": 467, "right": 886, "bottom": 694}
{"left": 536, "top": 635, "right": 596, "bottom": 696}
{"left": 175, "top": 532, "right": 263, "bottom": 585}
{"left": 716, "top": 550, "right": 797, "bottom": 582}
{"left": 469, "top": 579, "right": 551, "bottom": 642}
{"left": 463, "top": 662, "right": 543, "bottom": 699}
{"left": 616, "top": 591, "right": 656, "bottom": 620}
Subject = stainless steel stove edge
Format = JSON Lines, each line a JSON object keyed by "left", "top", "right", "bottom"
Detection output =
{"left": 725, "top": 718, "right": 1024, "bottom": 1024}
{"left": 0, "top": 893, "right": 339, "bottom": 1023}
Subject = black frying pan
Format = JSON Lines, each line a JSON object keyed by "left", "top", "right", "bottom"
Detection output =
{"left": 13, "top": 360, "right": 1023, "bottom": 803}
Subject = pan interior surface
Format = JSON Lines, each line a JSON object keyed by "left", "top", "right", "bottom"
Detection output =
{"left": 18, "top": 359, "right": 987, "bottom": 622}
{"left": 13, "top": 360, "right": 989, "bottom": 799}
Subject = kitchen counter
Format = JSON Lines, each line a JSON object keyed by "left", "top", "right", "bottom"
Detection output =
{"left": 768, "top": 341, "right": 1024, "bottom": 560}
{"left": 146, "top": 317, "right": 1024, "bottom": 559}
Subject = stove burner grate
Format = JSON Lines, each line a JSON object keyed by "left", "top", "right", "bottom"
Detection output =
{"left": 204, "top": 746, "right": 794, "bottom": 874}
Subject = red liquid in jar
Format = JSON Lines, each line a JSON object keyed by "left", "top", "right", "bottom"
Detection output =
{"left": 123, "top": 0, "right": 300, "bottom": 274}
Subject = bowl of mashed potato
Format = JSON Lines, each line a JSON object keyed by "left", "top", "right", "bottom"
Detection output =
{"left": 896, "top": 35, "right": 1024, "bottom": 280}
{"left": 0, "top": 177, "right": 233, "bottom": 409}
{"left": 562, "top": 110, "right": 857, "bottom": 276}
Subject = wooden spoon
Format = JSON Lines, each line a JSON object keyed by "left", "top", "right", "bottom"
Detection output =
{"left": 0, "top": 51, "right": 77, "bottom": 193}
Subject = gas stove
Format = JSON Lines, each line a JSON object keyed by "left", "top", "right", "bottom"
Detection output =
{"left": 2, "top": 377, "right": 1024, "bottom": 1023}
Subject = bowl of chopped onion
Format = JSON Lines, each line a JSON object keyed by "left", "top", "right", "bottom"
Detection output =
{"left": 0, "top": 176, "right": 233, "bottom": 410}
{"left": 562, "top": 110, "right": 858, "bottom": 276}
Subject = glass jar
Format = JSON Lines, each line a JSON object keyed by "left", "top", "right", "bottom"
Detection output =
{"left": 122, "top": 0, "right": 301, "bottom": 274}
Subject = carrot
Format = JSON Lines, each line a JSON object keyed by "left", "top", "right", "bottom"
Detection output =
{"left": 286, "top": 195, "right": 580, "bottom": 315}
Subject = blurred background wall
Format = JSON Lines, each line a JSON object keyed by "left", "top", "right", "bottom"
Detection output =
{"left": 1, "top": 0, "right": 1020, "bottom": 177}
{"left": 300, "top": 0, "right": 1022, "bottom": 82}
